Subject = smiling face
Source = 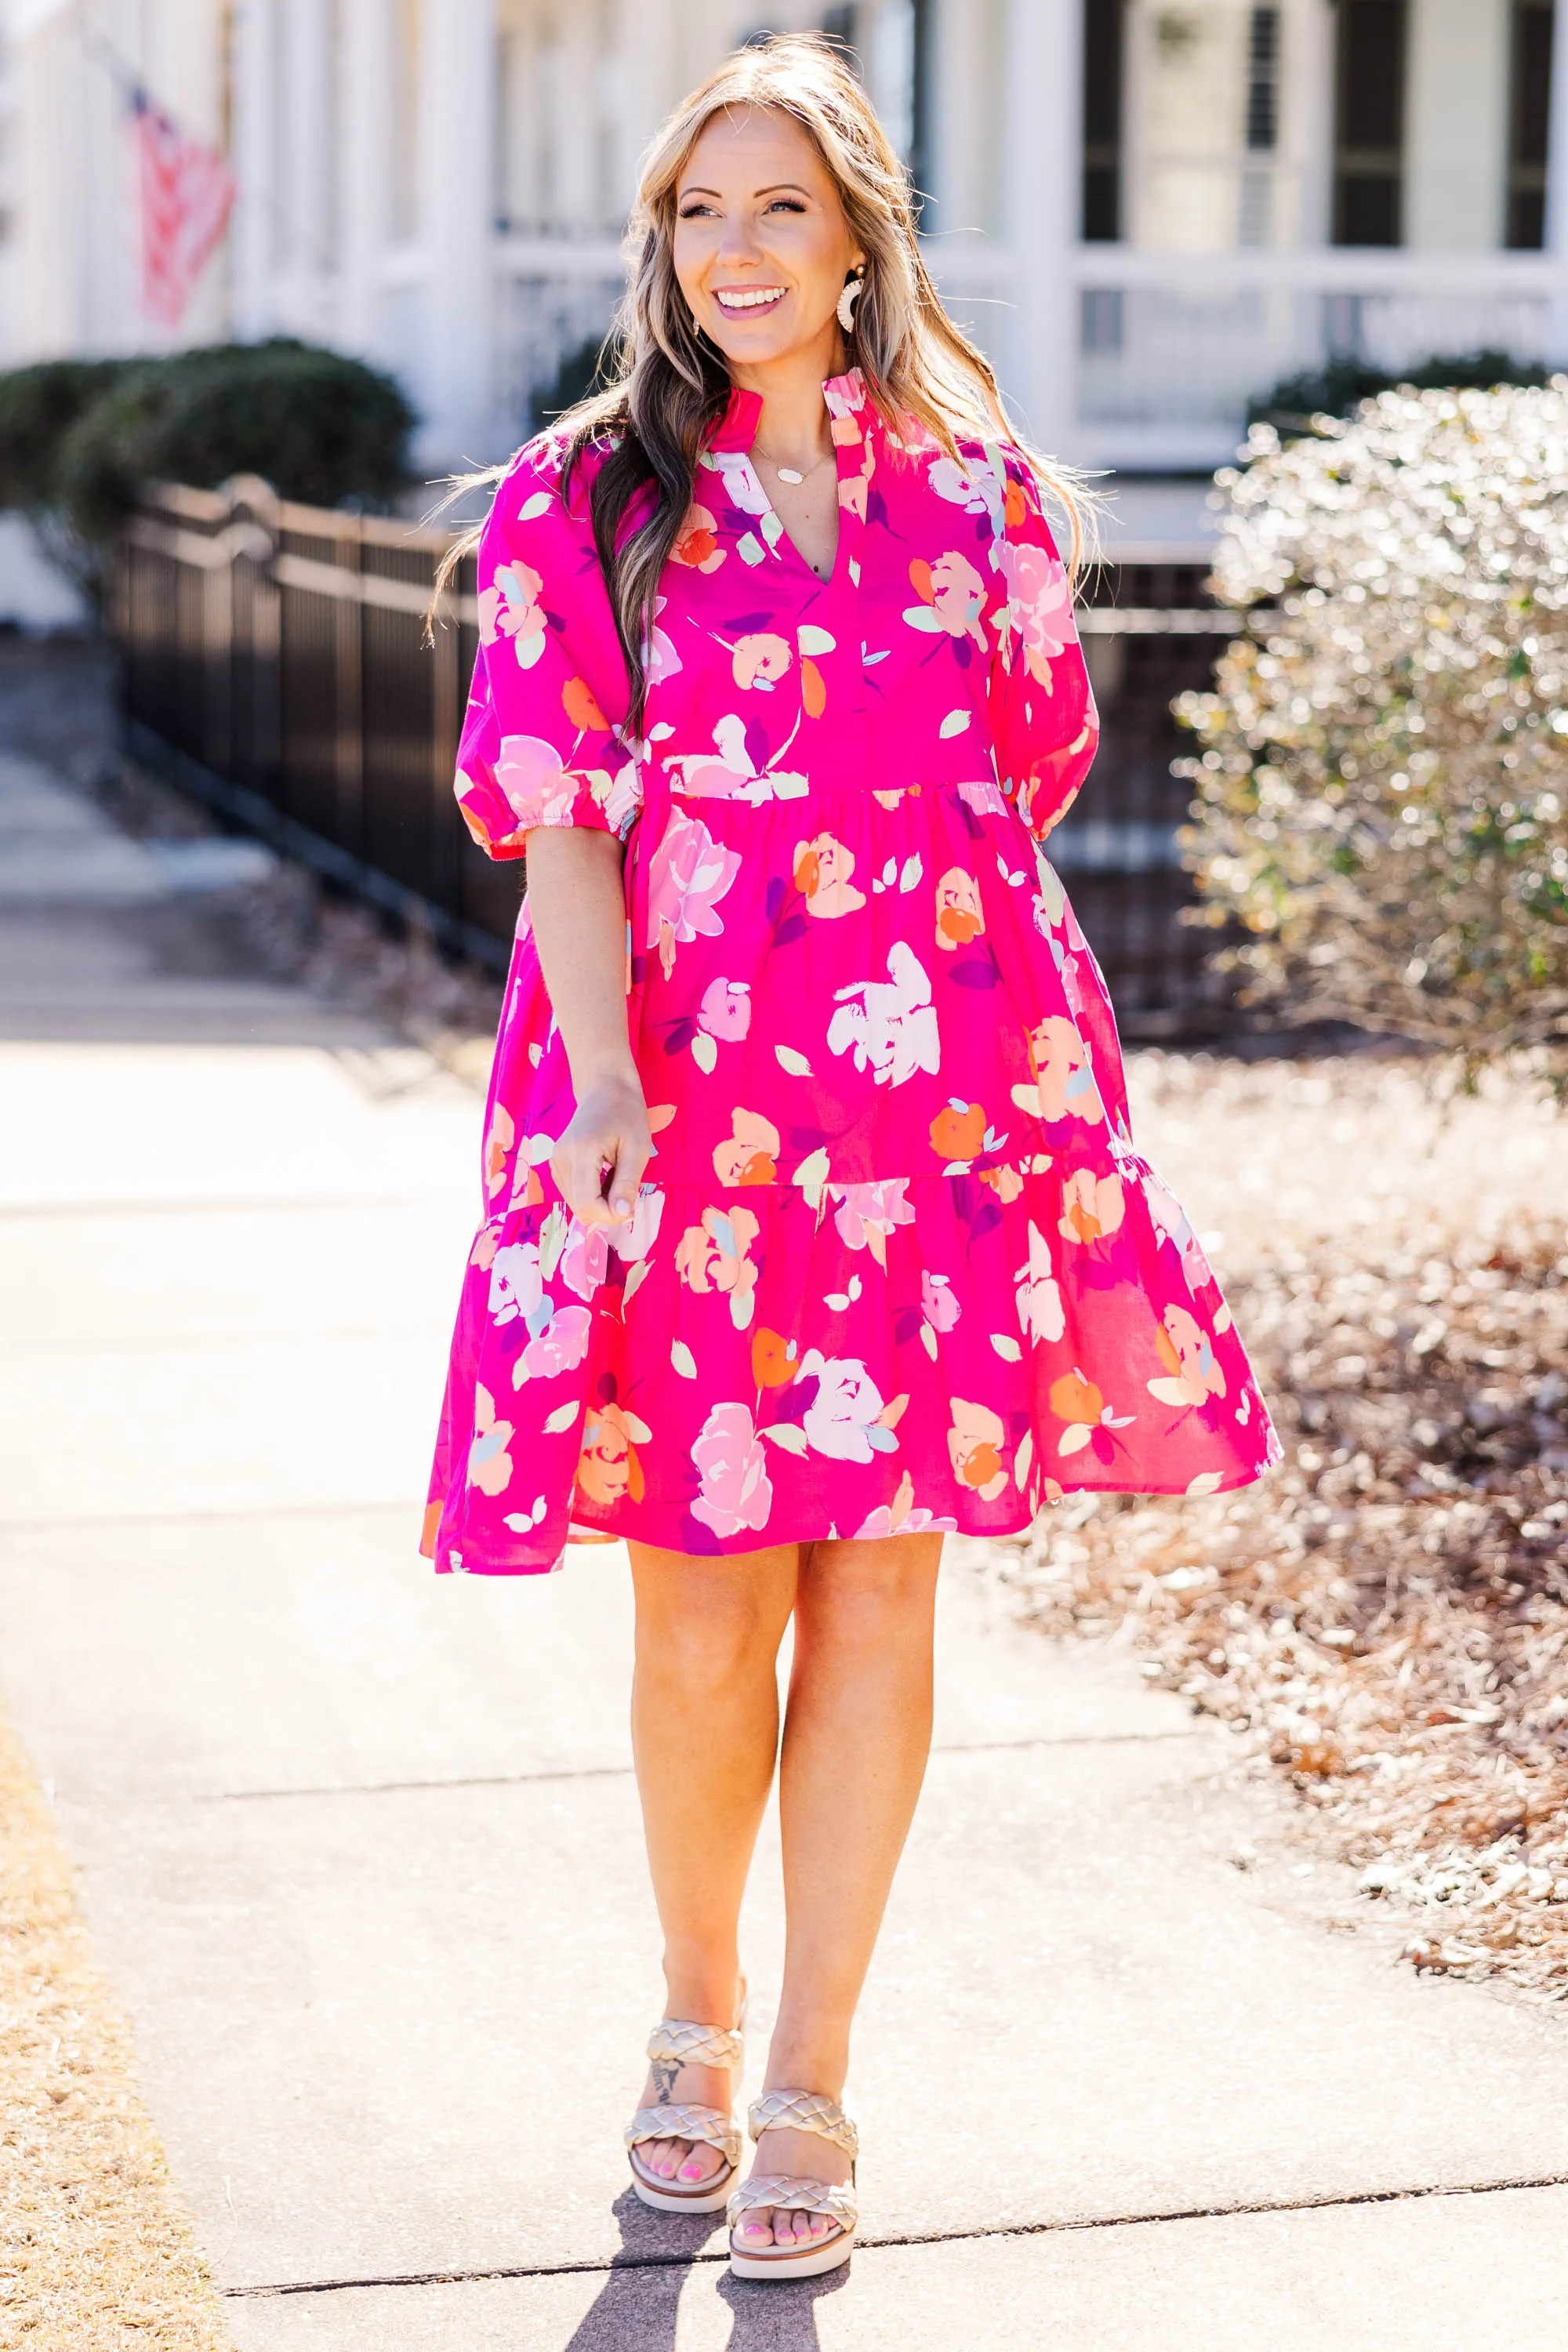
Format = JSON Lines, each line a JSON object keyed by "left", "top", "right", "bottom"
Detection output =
{"left": 673, "top": 104, "right": 864, "bottom": 378}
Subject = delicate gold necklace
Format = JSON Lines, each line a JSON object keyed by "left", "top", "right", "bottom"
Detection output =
{"left": 753, "top": 443, "right": 833, "bottom": 487}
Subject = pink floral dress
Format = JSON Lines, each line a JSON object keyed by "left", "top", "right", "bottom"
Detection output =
{"left": 422, "top": 369, "right": 1279, "bottom": 1574}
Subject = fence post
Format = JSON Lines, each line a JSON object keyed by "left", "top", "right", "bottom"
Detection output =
{"left": 335, "top": 515, "right": 366, "bottom": 862}
{"left": 428, "top": 587, "right": 462, "bottom": 930}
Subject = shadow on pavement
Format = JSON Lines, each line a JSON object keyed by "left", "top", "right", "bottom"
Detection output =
{"left": 562, "top": 2191, "right": 848, "bottom": 2349}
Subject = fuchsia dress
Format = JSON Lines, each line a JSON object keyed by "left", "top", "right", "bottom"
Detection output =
{"left": 422, "top": 369, "right": 1278, "bottom": 1575}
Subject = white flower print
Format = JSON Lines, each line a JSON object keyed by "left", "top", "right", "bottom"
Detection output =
{"left": 929, "top": 450, "right": 1005, "bottom": 536}
{"left": 797, "top": 1349, "right": 887, "bottom": 1462}
{"left": 826, "top": 942, "right": 941, "bottom": 1089}
{"left": 608, "top": 1184, "right": 665, "bottom": 1264}
{"left": 557, "top": 1218, "right": 609, "bottom": 1302}
{"left": 488, "top": 1239, "right": 543, "bottom": 1327}
{"left": 1014, "top": 1220, "right": 1065, "bottom": 1345}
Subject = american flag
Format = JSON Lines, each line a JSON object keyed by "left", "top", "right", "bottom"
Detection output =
{"left": 132, "top": 92, "right": 236, "bottom": 328}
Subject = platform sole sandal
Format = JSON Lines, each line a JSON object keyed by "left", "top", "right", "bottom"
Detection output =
{"left": 726, "top": 2089, "right": 858, "bottom": 2281}
{"left": 625, "top": 2013, "right": 745, "bottom": 2215}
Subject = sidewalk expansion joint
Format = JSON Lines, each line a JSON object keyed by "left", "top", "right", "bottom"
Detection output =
{"left": 0, "top": 1192, "right": 466, "bottom": 1220}
{"left": 224, "top": 2169, "right": 1568, "bottom": 2299}
{"left": 198, "top": 1730, "right": 1199, "bottom": 1804}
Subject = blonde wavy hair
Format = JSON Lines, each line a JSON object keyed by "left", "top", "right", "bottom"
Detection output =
{"left": 439, "top": 32, "right": 1087, "bottom": 724}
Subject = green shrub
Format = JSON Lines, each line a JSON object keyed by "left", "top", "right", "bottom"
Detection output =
{"left": 0, "top": 337, "right": 417, "bottom": 601}
{"left": 1178, "top": 383, "right": 1568, "bottom": 1087}
{"left": 57, "top": 339, "right": 415, "bottom": 536}
{"left": 0, "top": 359, "right": 136, "bottom": 513}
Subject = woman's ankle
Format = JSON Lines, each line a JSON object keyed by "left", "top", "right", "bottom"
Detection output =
{"left": 661, "top": 1951, "right": 743, "bottom": 2027}
{"left": 761, "top": 2024, "right": 850, "bottom": 2102}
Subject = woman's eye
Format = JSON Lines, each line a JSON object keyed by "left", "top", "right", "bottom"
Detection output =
{"left": 677, "top": 203, "right": 714, "bottom": 220}
{"left": 768, "top": 199, "right": 806, "bottom": 214}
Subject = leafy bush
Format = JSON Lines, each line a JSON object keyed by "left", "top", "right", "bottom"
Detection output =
{"left": 0, "top": 359, "right": 136, "bottom": 513}
{"left": 1250, "top": 349, "right": 1554, "bottom": 434}
{"left": 0, "top": 338, "right": 416, "bottom": 599}
{"left": 1177, "top": 383, "right": 1568, "bottom": 1083}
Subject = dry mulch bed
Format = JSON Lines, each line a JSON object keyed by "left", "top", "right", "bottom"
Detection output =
{"left": 0, "top": 1711, "right": 230, "bottom": 2348}
{"left": 993, "top": 1056, "right": 1568, "bottom": 2000}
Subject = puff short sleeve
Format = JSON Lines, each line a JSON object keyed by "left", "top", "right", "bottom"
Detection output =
{"left": 988, "top": 451, "right": 1099, "bottom": 847}
{"left": 453, "top": 439, "right": 640, "bottom": 859}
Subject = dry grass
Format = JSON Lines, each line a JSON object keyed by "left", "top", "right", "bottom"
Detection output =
{"left": 0, "top": 1709, "right": 231, "bottom": 2350}
{"left": 988, "top": 1052, "right": 1568, "bottom": 2000}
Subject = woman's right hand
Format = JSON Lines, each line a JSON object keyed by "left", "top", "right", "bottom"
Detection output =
{"left": 550, "top": 1072, "right": 652, "bottom": 1231}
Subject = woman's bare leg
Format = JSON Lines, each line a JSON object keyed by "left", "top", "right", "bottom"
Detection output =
{"left": 626, "top": 1539, "right": 799, "bottom": 2187}
{"left": 737, "top": 1533, "right": 941, "bottom": 2249}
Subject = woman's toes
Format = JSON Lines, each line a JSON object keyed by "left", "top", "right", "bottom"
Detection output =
{"left": 677, "top": 2143, "right": 720, "bottom": 2184}
{"left": 740, "top": 2214, "right": 776, "bottom": 2246}
{"left": 648, "top": 2136, "right": 681, "bottom": 2179}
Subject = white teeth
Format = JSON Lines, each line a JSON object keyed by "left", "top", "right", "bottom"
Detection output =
{"left": 713, "top": 288, "right": 785, "bottom": 310}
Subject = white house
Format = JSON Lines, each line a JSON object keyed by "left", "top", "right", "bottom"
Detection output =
{"left": 4, "top": 1, "right": 1568, "bottom": 497}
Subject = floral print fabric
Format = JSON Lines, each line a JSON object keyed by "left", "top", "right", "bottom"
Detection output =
{"left": 423, "top": 369, "right": 1279, "bottom": 1574}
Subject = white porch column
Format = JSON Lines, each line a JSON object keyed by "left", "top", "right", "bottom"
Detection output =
{"left": 1003, "top": 0, "right": 1082, "bottom": 459}
{"left": 420, "top": 0, "right": 497, "bottom": 466}
{"left": 278, "top": 0, "right": 338, "bottom": 336}
{"left": 1546, "top": 0, "right": 1568, "bottom": 359}
{"left": 230, "top": 0, "right": 278, "bottom": 338}
{"left": 338, "top": 0, "right": 391, "bottom": 360}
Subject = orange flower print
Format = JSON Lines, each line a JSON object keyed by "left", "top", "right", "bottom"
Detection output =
{"left": 1022, "top": 1016, "right": 1105, "bottom": 1124}
{"left": 732, "top": 632, "right": 793, "bottom": 689}
{"left": 1058, "top": 1169, "right": 1125, "bottom": 1246}
{"left": 906, "top": 550, "right": 986, "bottom": 646}
{"left": 793, "top": 833, "right": 866, "bottom": 919}
{"left": 674, "top": 1204, "right": 762, "bottom": 1330}
{"left": 934, "top": 866, "right": 985, "bottom": 951}
{"left": 853, "top": 1468, "right": 959, "bottom": 1538}
{"left": 752, "top": 1327, "right": 799, "bottom": 1388}
{"left": 979, "top": 1164, "right": 1024, "bottom": 1203}
{"left": 467, "top": 1383, "right": 514, "bottom": 1497}
{"left": 929, "top": 1101, "right": 985, "bottom": 1162}
{"left": 1149, "top": 1305, "right": 1228, "bottom": 1410}
{"left": 483, "top": 1103, "right": 515, "bottom": 1200}
{"left": 576, "top": 1401, "right": 648, "bottom": 1507}
{"left": 713, "top": 1108, "right": 781, "bottom": 1187}
{"left": 947, "top": 1399, "right": 1009, "bottom": 1502}
{"left": 1049, "top": 1368, "right": 1135, "bottom": 1460}
{"left": 671, "top": 502, "right": 724, "bottom": 572}
{"left": 561, "top": 673, "right": 608, "bottom": 732}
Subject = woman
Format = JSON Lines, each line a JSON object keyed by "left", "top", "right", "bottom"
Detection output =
{"left": 423, "top": 35, "right": 1278, "bottom": 2282}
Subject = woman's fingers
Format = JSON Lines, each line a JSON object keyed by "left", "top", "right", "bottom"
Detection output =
{"left": 547, "top": 1079, "right": 652, "bottom": 1228}
{"left": 606, "top": 1127, "right": 651, "bottom": 1221}
{"left": 550, "top": 1123, "right": 648, "bottom": 1226}
{"left": 550, "top": 1137, "right": 615, "bottom": 1224}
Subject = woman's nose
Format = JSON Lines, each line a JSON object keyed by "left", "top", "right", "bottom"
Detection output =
{"left": 714, "top": 213, "right": 762, "bottom": 269}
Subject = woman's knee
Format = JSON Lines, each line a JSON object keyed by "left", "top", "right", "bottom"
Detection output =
{"left": 632, "top": 1548, "right": 794, "bottom": 1696}
{"left": 794, "top": 1536, "right": 940, "bottom": 1658}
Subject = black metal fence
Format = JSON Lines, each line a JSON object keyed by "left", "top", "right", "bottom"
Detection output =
{"left": 113, "top": 482, "right": 1233, "bottom": 1021}
{"left": 113, "top": 477, "right": 514, "bottom": 967}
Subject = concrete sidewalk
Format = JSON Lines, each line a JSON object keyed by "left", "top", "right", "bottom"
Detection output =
{"left": 3, "top": 750, "right": 1568, "bottom": 2348}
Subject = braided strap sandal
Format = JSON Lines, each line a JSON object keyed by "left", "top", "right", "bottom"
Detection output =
{"left": 625, "top": 2017, "right": 745, "bottom": 2214}
{"left": 727, "top": 2089, "right": 860, "bottom": 2279}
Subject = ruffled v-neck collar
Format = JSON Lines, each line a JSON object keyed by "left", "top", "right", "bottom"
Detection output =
{"left": 706, "top": 368, "right": 873, "bottom": 455}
